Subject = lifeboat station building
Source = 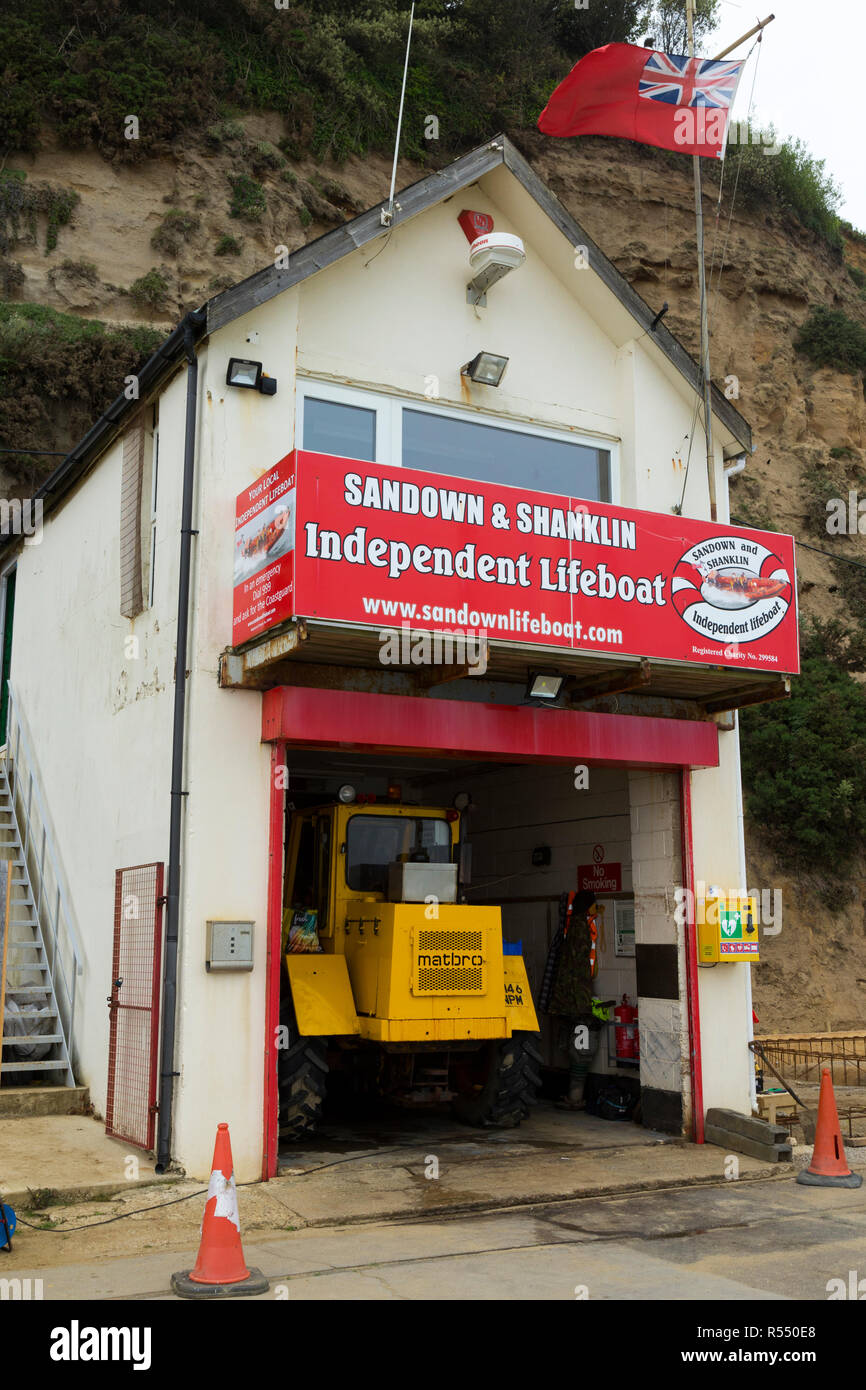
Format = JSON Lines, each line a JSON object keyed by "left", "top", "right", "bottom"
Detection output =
{"left": 0, "top": 136, "right": 798, "bottom": 1182}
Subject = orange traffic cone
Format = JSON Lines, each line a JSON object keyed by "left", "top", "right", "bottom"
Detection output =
{"left": 171, "top": 1123, "right": 270, "bottom": 1298}
{"left": 796, "top": 1069, "right": 863, "bottom": 1189}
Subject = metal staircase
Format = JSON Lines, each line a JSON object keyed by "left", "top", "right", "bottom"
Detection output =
{"left": 0, "top": 686, "right": 81, "bottom": 1085}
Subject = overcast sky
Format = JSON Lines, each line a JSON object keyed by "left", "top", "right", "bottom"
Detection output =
{"left": 709, "top": 0, "right": 865, "bottom": 228}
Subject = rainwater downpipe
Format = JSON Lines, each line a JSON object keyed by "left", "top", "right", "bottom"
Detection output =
{"left": 680, "top": 769, "right": 705, "bottom": 1142}
{"left": 156, "top": 313, "right": 204, "bottom": 1173}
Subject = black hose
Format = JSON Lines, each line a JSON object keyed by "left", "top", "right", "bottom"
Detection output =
{"left": 538, "top": 892, "right": 567, "bottom": 1015}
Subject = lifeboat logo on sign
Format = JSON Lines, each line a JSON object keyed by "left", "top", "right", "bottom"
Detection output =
{"left": 672, "top": 535, "right": 792, "bottom": 648}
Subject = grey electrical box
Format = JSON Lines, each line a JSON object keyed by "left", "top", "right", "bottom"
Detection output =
{"left": 206, "top": 920, "right": 254, "bottom": 972}
{"left": 387, "top": 862, "right": 457, "bottom": 904}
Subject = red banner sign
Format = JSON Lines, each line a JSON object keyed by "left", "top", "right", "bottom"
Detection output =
{"left": 233, "top": 450, "right": 799, "bottom": 673}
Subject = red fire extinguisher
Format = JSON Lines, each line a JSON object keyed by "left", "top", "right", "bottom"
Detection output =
{"left": 614, "top": 994, "right": 635, "bottom": 1060}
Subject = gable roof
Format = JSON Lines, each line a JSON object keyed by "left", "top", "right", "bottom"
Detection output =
{"left": 206, "top": 135, "right": 752, "bottom": 457}
{"left": 9, "top": 133, "right": 751, "bottom": 550}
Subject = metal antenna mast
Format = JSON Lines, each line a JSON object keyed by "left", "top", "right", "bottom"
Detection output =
{"left": 381, "top": 2, "right": 416, "bottom": 228}
{"left": 685, "top": 0, "right": 717, "bottom": 521}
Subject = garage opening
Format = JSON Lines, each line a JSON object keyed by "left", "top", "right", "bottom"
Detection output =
{"left": 270, "top": 744, "right": 689, "bottom": 1169}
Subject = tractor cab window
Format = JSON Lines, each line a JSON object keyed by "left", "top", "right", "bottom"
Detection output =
{"left": 346, "top": 815, "right": 451, "bottom": 894}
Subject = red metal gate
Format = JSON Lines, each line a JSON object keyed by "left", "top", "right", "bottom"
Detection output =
{"left": 106, "top": 863, "right": 164, "bottom": 1149}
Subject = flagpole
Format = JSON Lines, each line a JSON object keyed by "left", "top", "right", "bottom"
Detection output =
{"left": 686, "top": 0, "right": 717, "bottom": 522}
{"left": 714, "top": 14, "right": 774, "bottom": 61}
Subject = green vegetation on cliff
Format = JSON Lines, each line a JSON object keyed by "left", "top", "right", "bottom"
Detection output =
{"left": 0, "top": 302, "right": 165, "bottom": 483}
{"left": 795, "top": 305, "right": 866, "bottom": 374}
{"left": 710, "top": 131, "right": 844, "bottom": 251}
{"left": 0, "top": 172, "right": 78, "bottom": 256}
{"left": 740, "top": 622, "right": 866, "bottom": 871}
{"left": 0, "top": 2, "right": 644, "bottom": 162}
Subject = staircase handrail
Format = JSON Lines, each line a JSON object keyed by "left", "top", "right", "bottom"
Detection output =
{"left": 4, "top": 682, "right": 84, "bottom": 989}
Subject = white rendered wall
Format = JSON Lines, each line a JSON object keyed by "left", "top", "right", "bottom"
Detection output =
{"left": 690, "top": 734, "right": 754, "bottom": 1116}
{"left": 171, "top": 340, "right": 275, "bottom": 1181}
{"left": 8, "top": 366, "right": 190, "bottom": 1120}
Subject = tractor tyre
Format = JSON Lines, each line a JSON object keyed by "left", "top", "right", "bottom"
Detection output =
{"left": 278, "top": 990, "right": 328, "bottom": 1141}
{"left": 452, "top": 1032, "right": 542, "bottom": 1128}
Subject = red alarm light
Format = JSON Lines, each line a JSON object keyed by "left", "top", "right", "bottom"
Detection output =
{"left": 458, "top": 209, "right": 494, "bottom": 243}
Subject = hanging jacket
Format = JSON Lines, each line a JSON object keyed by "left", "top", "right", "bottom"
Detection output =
{"left": 548, "top": 890, "right": 597, "bottom": 1020}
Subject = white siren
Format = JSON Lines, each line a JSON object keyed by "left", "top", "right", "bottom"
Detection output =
{"left": 467, "top": 232, "right": 526, "bottom": 300}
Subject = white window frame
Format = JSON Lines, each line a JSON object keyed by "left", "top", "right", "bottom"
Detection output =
{"left": 295, "top": 378, "right": 619, "bottom": 503}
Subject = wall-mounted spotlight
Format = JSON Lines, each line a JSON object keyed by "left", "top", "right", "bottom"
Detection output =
{"left": 526, "top": 671, "right": 566, "bottom": 703}
{"left": 461, "top": 351, "right": 509, "bottom": 388}
{"left": 226, "top": 358, "right": 278, "bottom": 395}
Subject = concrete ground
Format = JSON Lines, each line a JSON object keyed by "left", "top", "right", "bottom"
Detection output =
{"left": 2, "top": 1099, "right": 782, "bottom": 1218}
{"left": 3, "top": 1098, "right": 865, "bottom": 1299}
{"left": 273, "top": 1104, "right": 786, "bottom": 1223}
{"left": 0, "top": 1114, "right": 176, "bottom": 1207}
{"left": 7, "top": 1178, "right": 866, "bottom": 1301}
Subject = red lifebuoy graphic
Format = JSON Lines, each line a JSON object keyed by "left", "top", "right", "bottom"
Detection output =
{"left": 672, "top": 535, "right": 791, "bottom": 648}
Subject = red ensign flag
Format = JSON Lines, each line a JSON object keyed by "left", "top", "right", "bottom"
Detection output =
{"left": 538, "top": 43, "right": 744, "bottom": 159}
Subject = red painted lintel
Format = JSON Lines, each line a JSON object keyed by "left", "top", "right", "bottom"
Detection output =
{"left": 261, "top": 686, "right": 718, "bottom": 770}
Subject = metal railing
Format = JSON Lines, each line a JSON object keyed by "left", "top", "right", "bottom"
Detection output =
{"left": 756, "top": 1031, "right": 866, "bottom": 1088}
{"left": 2, "top": 682, "right": 83, "bottom": 1068}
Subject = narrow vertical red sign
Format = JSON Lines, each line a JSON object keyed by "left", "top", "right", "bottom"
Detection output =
{"left": 233, "top": 461, "right": 296, "bottom": 645}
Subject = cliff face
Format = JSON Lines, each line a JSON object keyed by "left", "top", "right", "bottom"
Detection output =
{"left": 1, "top": 118, "right": 391, "bottom": 330}
{"left": 4, "top": 120, "right": 866, "bottom": 1031}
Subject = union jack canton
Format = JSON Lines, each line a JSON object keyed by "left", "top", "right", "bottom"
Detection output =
{"left": 639, "top": 52, "right": 743, "bottom": 109}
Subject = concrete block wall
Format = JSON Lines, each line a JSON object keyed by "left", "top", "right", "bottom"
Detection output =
{"left": 628, "top": 769, "right": 690, "bottom": 1134}
{"left": 415, "top": 763, "right": 637, "bottom": 1076}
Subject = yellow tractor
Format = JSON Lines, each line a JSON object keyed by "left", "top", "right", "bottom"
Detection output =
{"left": 279, "top": 788, "right": 540, "bottom": 1138}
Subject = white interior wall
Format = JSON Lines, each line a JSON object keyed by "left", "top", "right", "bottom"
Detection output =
{"left": 415, "top": 762, "right": 636, "bottom": 1078}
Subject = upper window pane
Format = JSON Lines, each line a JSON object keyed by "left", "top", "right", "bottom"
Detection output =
{"left": 304, "top": 397, "right": 376, "bottom": 461}
{"left": 402, "top": 409, "right": 610, "bottom": 502}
